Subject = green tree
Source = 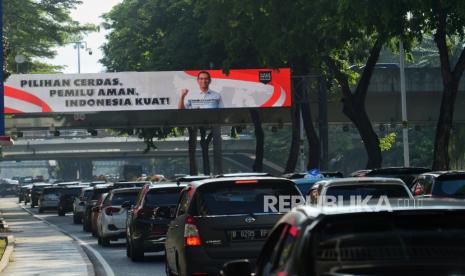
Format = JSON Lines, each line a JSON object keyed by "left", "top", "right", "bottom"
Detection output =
{"left": 408, "top": 0, "right": 465, "bottom": 170}
{"left": 4, "top": 0, "right": 94, "bottom": 73}
{"left": 198, "top": 0, "right": 321, "bottom": 172}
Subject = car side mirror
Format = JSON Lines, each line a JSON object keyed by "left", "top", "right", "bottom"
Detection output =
{"left": 121, "top": 201, "right": 132, "bottom": 209}
{"left": 221, "top": 259, "right": 252, "bottom": 276}
{"left": 154, "top": 206, "right": 174, "bottom": 218}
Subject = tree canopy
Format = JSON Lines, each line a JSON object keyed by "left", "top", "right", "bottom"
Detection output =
{"left": 3, "top": 0, "right": 95, "bottom": 73}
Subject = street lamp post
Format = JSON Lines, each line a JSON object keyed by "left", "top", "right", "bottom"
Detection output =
{"left": 399, "top": 41, "right": 410, "bottom": 167}
{"left": 72, "top": 41, "right": 92, "bottom": 74}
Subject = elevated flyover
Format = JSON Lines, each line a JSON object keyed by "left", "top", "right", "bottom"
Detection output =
{"left": 0, "top": 136, "right": 255, "bottom": 161}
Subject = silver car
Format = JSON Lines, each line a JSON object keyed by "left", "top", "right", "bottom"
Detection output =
{"left": 38, "top": 186, "right": 63, "bottom": 213}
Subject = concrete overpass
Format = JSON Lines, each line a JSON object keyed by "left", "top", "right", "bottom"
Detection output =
{"left": 0, "top": 136, "right": 255, "bottom": 161}
{"left": 0, "top": 136, "right": 289, "bottom": 176}
{"left": 5, "top": 68, "right": 465, "bottom": 131}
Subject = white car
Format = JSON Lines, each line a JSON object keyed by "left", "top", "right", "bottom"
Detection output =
{"left": 97, "top": 187, "right": 142, "bottom": 246}
{"left": 73, "top": 187, "right": 94, "bottom": 224}
{"left": 307, "top": 177, "right": 414, "bottom": 204}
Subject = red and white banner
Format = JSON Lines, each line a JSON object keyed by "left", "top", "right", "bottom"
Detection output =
{"left": 4, "top": 68, "right": 291, "bottom": 114}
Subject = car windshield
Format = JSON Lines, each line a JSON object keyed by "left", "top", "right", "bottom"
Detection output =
{"left": 111, "top": 192, "right": 139, "bottom": 205}
{"left": 144, "top": 188, "right": 182, "bottom": 207}
{"left": 82, "top": 190, "right": 93, "bottom": 200}
{"left": 325, "top": 184, "right": 410, "bottom": 200}
{"left": 433, "top": 179, "right": 465, "bottom": 197}
{"left": 195, "top": 180, "right": 301, "bottom": 215}
{"left": 373, "top": 174, "right": 416, "bottom": 187}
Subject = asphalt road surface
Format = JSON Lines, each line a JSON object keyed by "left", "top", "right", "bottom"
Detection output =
{"left": 22, "top": 204, "right": 167, "bottom": 276}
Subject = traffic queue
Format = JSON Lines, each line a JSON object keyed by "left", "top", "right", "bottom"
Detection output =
{"left": 16, "top": 168, "right": 465, "bottom": 275}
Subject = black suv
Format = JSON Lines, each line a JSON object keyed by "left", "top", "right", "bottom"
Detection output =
{"left": 126, "top": 183, "right": 185, "bottom": 262}
{"left": 351, "top": 167, "right": 431, "bottom": 188}
{"left": 411, "top": 171, "right": 465, "bottom": 199}
{"left": 57, "top": 185, "right": 88, "bottom": 216}
{"left": 222, "top": 201, "right": 465, "bottom": 276}
{"left": 164, "top": 177, "right": 302, "bottom": 275}
{"left": 30, "top": 183, "right": 52, "bottom": 207}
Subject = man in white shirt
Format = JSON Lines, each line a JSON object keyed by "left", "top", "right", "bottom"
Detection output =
{"left": 178, "top": 71, "right": 224, "bottom": 109}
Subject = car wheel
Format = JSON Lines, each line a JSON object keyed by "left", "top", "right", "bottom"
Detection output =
{"left": 130, "top": 239, "right": 144, "bottom": 262}
{"left": 83, "top": 219, "right": 91, "bottom": 232}
{"left": 165, "top": 249, "right": 176, "bottom": 276}
{"left": 126, "top": 239, "right": 131, "bottom": 258}
{"left": 73, "top": 214, "right": 81, "bottom": 224}
{"left": 101, "top": 237, "right": 110, "bottom": 247}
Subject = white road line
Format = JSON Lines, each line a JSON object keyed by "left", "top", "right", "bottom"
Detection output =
{"left": 20, "top": 205, "right": 115, "bottom": 276}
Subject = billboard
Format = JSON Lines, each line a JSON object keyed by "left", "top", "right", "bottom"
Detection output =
{"left": 4, "top": 68, "right": 291, "bottom": 114}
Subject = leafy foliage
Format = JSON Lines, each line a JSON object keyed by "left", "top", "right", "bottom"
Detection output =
{"left": 3, "top": 0, "right": 95, "bottom": 73}
{"left": 379, "top": 132, "right": 397, "bottom": 152}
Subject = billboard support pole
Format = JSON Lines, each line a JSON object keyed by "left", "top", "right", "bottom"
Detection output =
{"left": 212, "top": 125, "right": 223, "bottom": 175}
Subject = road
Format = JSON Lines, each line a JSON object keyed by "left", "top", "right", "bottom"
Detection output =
{"left": 22, "top": 204, "right": 167, "bottom": 276}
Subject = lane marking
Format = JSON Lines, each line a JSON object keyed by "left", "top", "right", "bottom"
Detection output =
{"left": 20, "top": 204, "right": 115, "bottom": 276}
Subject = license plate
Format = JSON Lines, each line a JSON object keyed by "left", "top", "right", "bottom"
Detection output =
{"left": 228, "top": 229, "right": 269, "bottom": 241}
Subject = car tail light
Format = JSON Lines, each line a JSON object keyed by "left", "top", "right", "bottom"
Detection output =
{"left": 235, "top": 180, "right": 258, "bottom": 184}
{"left": 184, "top": 215, "right": 201, "bottom": 247}
{"left": 104, "top": 207, "right": 121, "bottom": 216}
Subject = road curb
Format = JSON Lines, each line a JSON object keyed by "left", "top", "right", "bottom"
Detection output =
{"left": 0, "top": 235, "right": 14, "bottom": 273}
{"left": 19, "top": 204, "right": 98, "bottom": 276}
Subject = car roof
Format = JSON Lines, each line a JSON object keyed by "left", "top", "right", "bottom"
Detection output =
{"left": 111, "top": 187, "right": 143, "bottom": 193}
{"left": 422, "top": 170, "right": 465, "bottom": 177}
{"left": 94, "top": 184, "right": 113, "bottom": 189}
{"left": 148, "top": 183, "right": 186, "bottom": 189}
{"left": 55, "top": 181, "right": 81, "bottom": 185}
{"left": 113, "top": 181, "right": 150, "bottom": 184}
{"left": 32, "top": 183, "right": 52, "bottom": 187}
{"left": 295, "top": 199, "right": 465, "bottom": 219}
{"left": 189, "top": 176, "right": 292, "bottom": 188}
{"left": 366, "top": 167, "right": 431, "bottom": 175}
{"left": 64, "top": 185, "right": 89, "bottom": 189}
{"left": 215, "top": 172, "right": 271, "bottom": 178}
{"left": 176, "top": 175, "right": 210, "bottom": 184}
{"left": 312, "top": 177, "right": 406, "bottom": 188}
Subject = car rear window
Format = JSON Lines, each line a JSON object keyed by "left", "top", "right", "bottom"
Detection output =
{"left": 91, "top": 188, "right": 112, "bottom": 200}
{"left": 325, "top": 184, "right": 410, "bottom": 199}
{"left": 111, "top": 191, "right": 139, "bottom": 205}
{"left": 43, "top": 188, "right": 62, "bottom": 195}
{"left": 434, "top": 179, "right": 465, "bottom": 198}
{"left": 63, "top": 188, "right": 82, "bottom": 197}
{"left": 144, "top": 188, "right": 182, "bottom": 207}
{"left": 311, "top": 210, "right": 465, "bottom": 274}
{"left": 194, "top": 180, "right": 300, "bottom": 215}
{"left": 82, "top": 190, "right": 93, "bottom": 199}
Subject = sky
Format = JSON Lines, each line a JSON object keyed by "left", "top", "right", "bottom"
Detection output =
{"left": 41, "top": 0, "right": 123, "bottom": 74}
